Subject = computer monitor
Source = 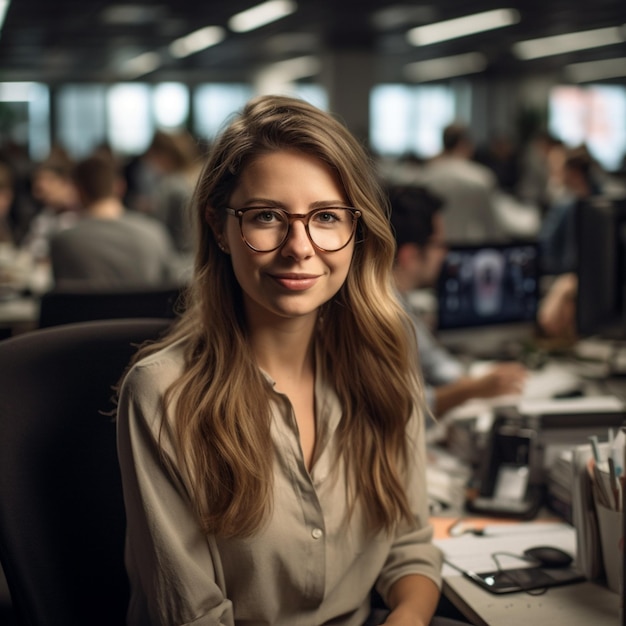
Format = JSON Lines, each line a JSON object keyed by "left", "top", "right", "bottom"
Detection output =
{"left": 436, "top": 241, "right": 540, "bottom": 357}
{"left": 576, "top": 195, "right": 626, "bottom": 340}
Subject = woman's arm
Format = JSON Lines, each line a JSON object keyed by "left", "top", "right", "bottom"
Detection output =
{"left": 384, "top": 574, "right": 440, "bottom": 626}
{"left": 434, "top": 361, "right": 527, "bottom": 415}
{"left": 117, "top": 359, "right": 233, "bottom": 626}
{"left": 374, "top": 403, "right": 443, "bottom": 619}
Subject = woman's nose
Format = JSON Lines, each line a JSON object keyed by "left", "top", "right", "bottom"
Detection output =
{"left": 280, "top": 219, "right": 315, "bottom": 258}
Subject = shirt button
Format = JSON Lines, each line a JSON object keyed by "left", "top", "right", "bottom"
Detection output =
{"left": 311, "top": 527, "right": 323, "bottom": 539}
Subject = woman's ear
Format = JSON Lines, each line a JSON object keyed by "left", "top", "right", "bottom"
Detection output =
{"left": 206, "top": 207, "right": 230, "bottom": 253}
{"left": 217, "top": 237, "right": 230, "bottom": 253}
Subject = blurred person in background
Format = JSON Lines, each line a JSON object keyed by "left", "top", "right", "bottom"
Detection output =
{"left": 516, "top": 130, "right": 561, "bottom": 213}
{"left": 49, "top": 155, "right": 184, "bottom": 289}
{"left": 537, "top": 272, "right": 578, "bottom": 342}
{"left": 126, "top": 130, "right": 203, "bottom": 257}
{"left": 23, "top": 150, "right": 80, "bottom": 263}
{"left": 474, "top": 132, "right": 520, "bottom": 194}
{"left": 388, "top": 184, "right": 527, "bottom": 419}
{"left": 0, "top": 145, "right": 38, "bottom": 245}
{"left": 419, "top": 123, "right": 507, "bottom": 244}
{"left": 0, "top": 160, "right": 17, "bottom": 245}
{"left": 538, "top": 146, "right": 601, "bottom": 276}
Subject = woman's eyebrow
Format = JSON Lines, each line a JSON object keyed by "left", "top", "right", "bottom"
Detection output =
{"left": 310, "top": 200, "right": 352, "bottom": 209}
{"left": 238, "top": 198, "right": 351, "bottom": 209}
{"left": 238, "top": 198, "right": 284, "bottom": 207}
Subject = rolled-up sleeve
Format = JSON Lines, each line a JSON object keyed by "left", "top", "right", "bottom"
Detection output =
{"left": 374, "top": 406, "right": 443, "bottom": 602}
{"left": 117, "top": 359, "right": 233, "bottom": 626}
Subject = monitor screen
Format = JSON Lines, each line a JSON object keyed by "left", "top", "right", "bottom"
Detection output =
{"left": 576, "top": 195, "right": 626, "bottom": 339}
{"left": 437, "top": 242, "right": 540, "bottom": 331}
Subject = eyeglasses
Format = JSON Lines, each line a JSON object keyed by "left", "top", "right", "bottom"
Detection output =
{"left": 226, "top": 206, "right": 361, "bottom": 253}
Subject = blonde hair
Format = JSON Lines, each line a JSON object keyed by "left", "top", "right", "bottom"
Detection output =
{"left": 127, "top": 95, "right": 423, "bottom": 538}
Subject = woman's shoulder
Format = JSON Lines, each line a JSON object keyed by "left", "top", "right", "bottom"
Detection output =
{"left": 122, "top": 338, "right": 187, "bottom": 398}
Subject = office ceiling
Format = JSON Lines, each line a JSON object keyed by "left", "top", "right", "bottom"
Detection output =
{"left": 0, "top": 0, "right": 624, "bottom": 86}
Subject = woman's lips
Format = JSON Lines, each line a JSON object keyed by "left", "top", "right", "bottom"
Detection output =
{"left": 270, "top": 273, "right": 319, "bottom": 291}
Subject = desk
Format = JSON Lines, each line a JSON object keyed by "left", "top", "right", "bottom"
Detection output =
{"left": 426, "top": 332, "right": 626, "bottom": 624}
{"left": 432, "top": 518, "right": 621, "bottom": 625}
{"left": 0, "top": 253, "right": 49, "bottom": 337}
{"left": 0, "top": 295, "right": 39, "bottom": 336}
{"left": 443, "top": 575, "right": 619, "bottom": 626}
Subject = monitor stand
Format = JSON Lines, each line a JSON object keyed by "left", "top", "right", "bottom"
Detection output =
{"left": 437, "top": 322, "right": 536, "bottom": 361}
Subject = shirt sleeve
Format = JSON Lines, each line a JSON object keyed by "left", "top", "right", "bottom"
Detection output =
{"left": 374, "top": 404, "right": 444, "bottom": 602}
{"left": 117, "top": 358, "right": 234, "bottom": 626}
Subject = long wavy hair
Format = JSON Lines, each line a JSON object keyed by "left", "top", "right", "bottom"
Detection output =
{"left": 126, "top": 95, "right": 423, "bottom": 538}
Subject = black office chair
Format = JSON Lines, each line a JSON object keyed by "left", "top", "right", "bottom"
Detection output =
{"left": 38, "top": 284, "right": 186, "bottom": 328}
{"left": 0, "top": 318, "right": 172, "bottom": 626}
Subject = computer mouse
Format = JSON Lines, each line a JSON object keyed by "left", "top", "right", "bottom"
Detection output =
{"left": 552, "top": 388, "right": 585, "bottom": 399}
{"left": 523, "top": 545, "right": 573, "bottom": 568}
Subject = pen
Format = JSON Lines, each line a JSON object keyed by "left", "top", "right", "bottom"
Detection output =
{"left": 611, "top": 428, "right": 625, "bottom": 476}
{"left": 592, "top": 461, "right": 612, "bottom": 509}
{"left": 608, "top": 457, "right": 621, "bottom": 511}
{"left": 589, "top": 435, "right": 601, "bottom": 463}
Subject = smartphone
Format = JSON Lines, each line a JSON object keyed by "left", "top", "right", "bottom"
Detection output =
{"left": 464, "top": 566, "right": 585, "bottom": 594}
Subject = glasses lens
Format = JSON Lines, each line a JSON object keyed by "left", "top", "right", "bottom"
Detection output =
{"left": 307, "top": 208, "right": 356, "bottom": 250}
{"left": 240, "top": 209, "right": 288, "bottom": 251}
{"left": 240, "top": 208, "right": 357, "bottom": 252}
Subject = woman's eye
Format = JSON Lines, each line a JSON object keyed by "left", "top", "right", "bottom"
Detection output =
{"left": 253, "top": 210, "right": 280, "bottom": 223}
{"left": 315, "top": 211, "right": 339, "bottom": 223}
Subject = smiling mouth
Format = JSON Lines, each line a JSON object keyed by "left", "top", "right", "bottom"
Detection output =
{"left": 269, "top": 273, "right": 320, "bottom": 291}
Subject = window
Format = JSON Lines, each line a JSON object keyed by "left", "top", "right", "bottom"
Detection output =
{"left": 107, "top": 83, "right": 153, "bottom": 156}
{"left": 153, "top": 83, "right": 189, "bottom": 129}
{"left": 549, "top": 84, "right": 626, "bottom": 172}
{"left": 370, "top": 84, "right": 458, "bottom": 158}
{"left": 193, "top": 84, "right": 253, "bottom": 141}
{"left": 56, "top": 85, "right": 107, "bottom": 159}
{"left": 0, "top": 82, "right": 50, "bottom": 160}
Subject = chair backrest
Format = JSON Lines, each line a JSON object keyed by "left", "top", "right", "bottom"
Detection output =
{"left": 0, "top": 318, "right": 172, "bottom": 626}
{"left": 38, "top": 284, "right": 186, "bottom": 328}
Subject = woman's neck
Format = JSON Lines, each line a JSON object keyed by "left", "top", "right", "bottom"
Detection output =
{"left": 249, "top": 317, "right": 317, "bottom": 386}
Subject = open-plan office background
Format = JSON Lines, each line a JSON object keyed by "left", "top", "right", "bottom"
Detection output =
{"left": 0, "top": 0, "right": 624, "bottom": 172}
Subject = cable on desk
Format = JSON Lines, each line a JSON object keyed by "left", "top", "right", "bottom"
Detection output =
{"left": 491, "top": 551, "right": 548, "bottom": 596}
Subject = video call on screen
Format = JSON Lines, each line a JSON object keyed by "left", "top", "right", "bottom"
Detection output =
{"left": 437, "top": 244, "right": 539, "bottom": 330}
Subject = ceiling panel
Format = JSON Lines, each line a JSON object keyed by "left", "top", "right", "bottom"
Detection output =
{"left": 0, "top": 0, "right": 624, "bottom": 85}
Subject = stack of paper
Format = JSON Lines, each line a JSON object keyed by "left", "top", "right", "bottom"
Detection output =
{"left": 435, "top": 521, "right": 578, "bottom": 577}
{"left": 546, "top": 449, "right": 575, "bottom": 522}
{"left": 571, "top": 440, "right": 611, "bottom": 580}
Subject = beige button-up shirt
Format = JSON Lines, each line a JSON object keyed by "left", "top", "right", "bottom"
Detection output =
{"left": 117, "top": 339, "right": 442, "bottom": 626}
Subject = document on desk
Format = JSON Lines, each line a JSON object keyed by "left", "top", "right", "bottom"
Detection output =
{"left": 434, "top": 521, "right": 578, "bottom": 577}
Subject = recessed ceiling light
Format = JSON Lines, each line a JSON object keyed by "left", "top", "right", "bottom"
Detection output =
{"left": 371, "top": 5, "right": 436, "bottom": 31}
{"left": 229, "top": 0, "right": 297, "bottom": 33}
{"left": 169, "top": 26, "right": 226, "bottom": 58}
{"left": 404, "top": 52, "right": 487, "bottom": 81}
{"left": 120, "top": 51, "right": 162, "bottom": 78}
{"left": 101, "top": 4, "right": 161, "bottom": 25}
{"left": 0, "top": 0, "right": 10, "bottom": 32}
{"left": 407, "top": 9, "right": 519, "bottom": 46}
{"left": 565, "top": 57, "right": 626, "bottom": 82}
{"left": 513, "top": 25, "right": 625, "bottom": 60}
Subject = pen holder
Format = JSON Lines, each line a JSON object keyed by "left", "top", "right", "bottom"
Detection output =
{"left": 595, "top": 500, "right": 623, "bottom": 594}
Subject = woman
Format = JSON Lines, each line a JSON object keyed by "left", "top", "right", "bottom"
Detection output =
{"left": 117, "top": 95, "right": 443, "bottom": 625}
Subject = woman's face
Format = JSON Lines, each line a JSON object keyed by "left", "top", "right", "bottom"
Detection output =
{"left": 222, "top": 149, "right": 355, "bottom": 327}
